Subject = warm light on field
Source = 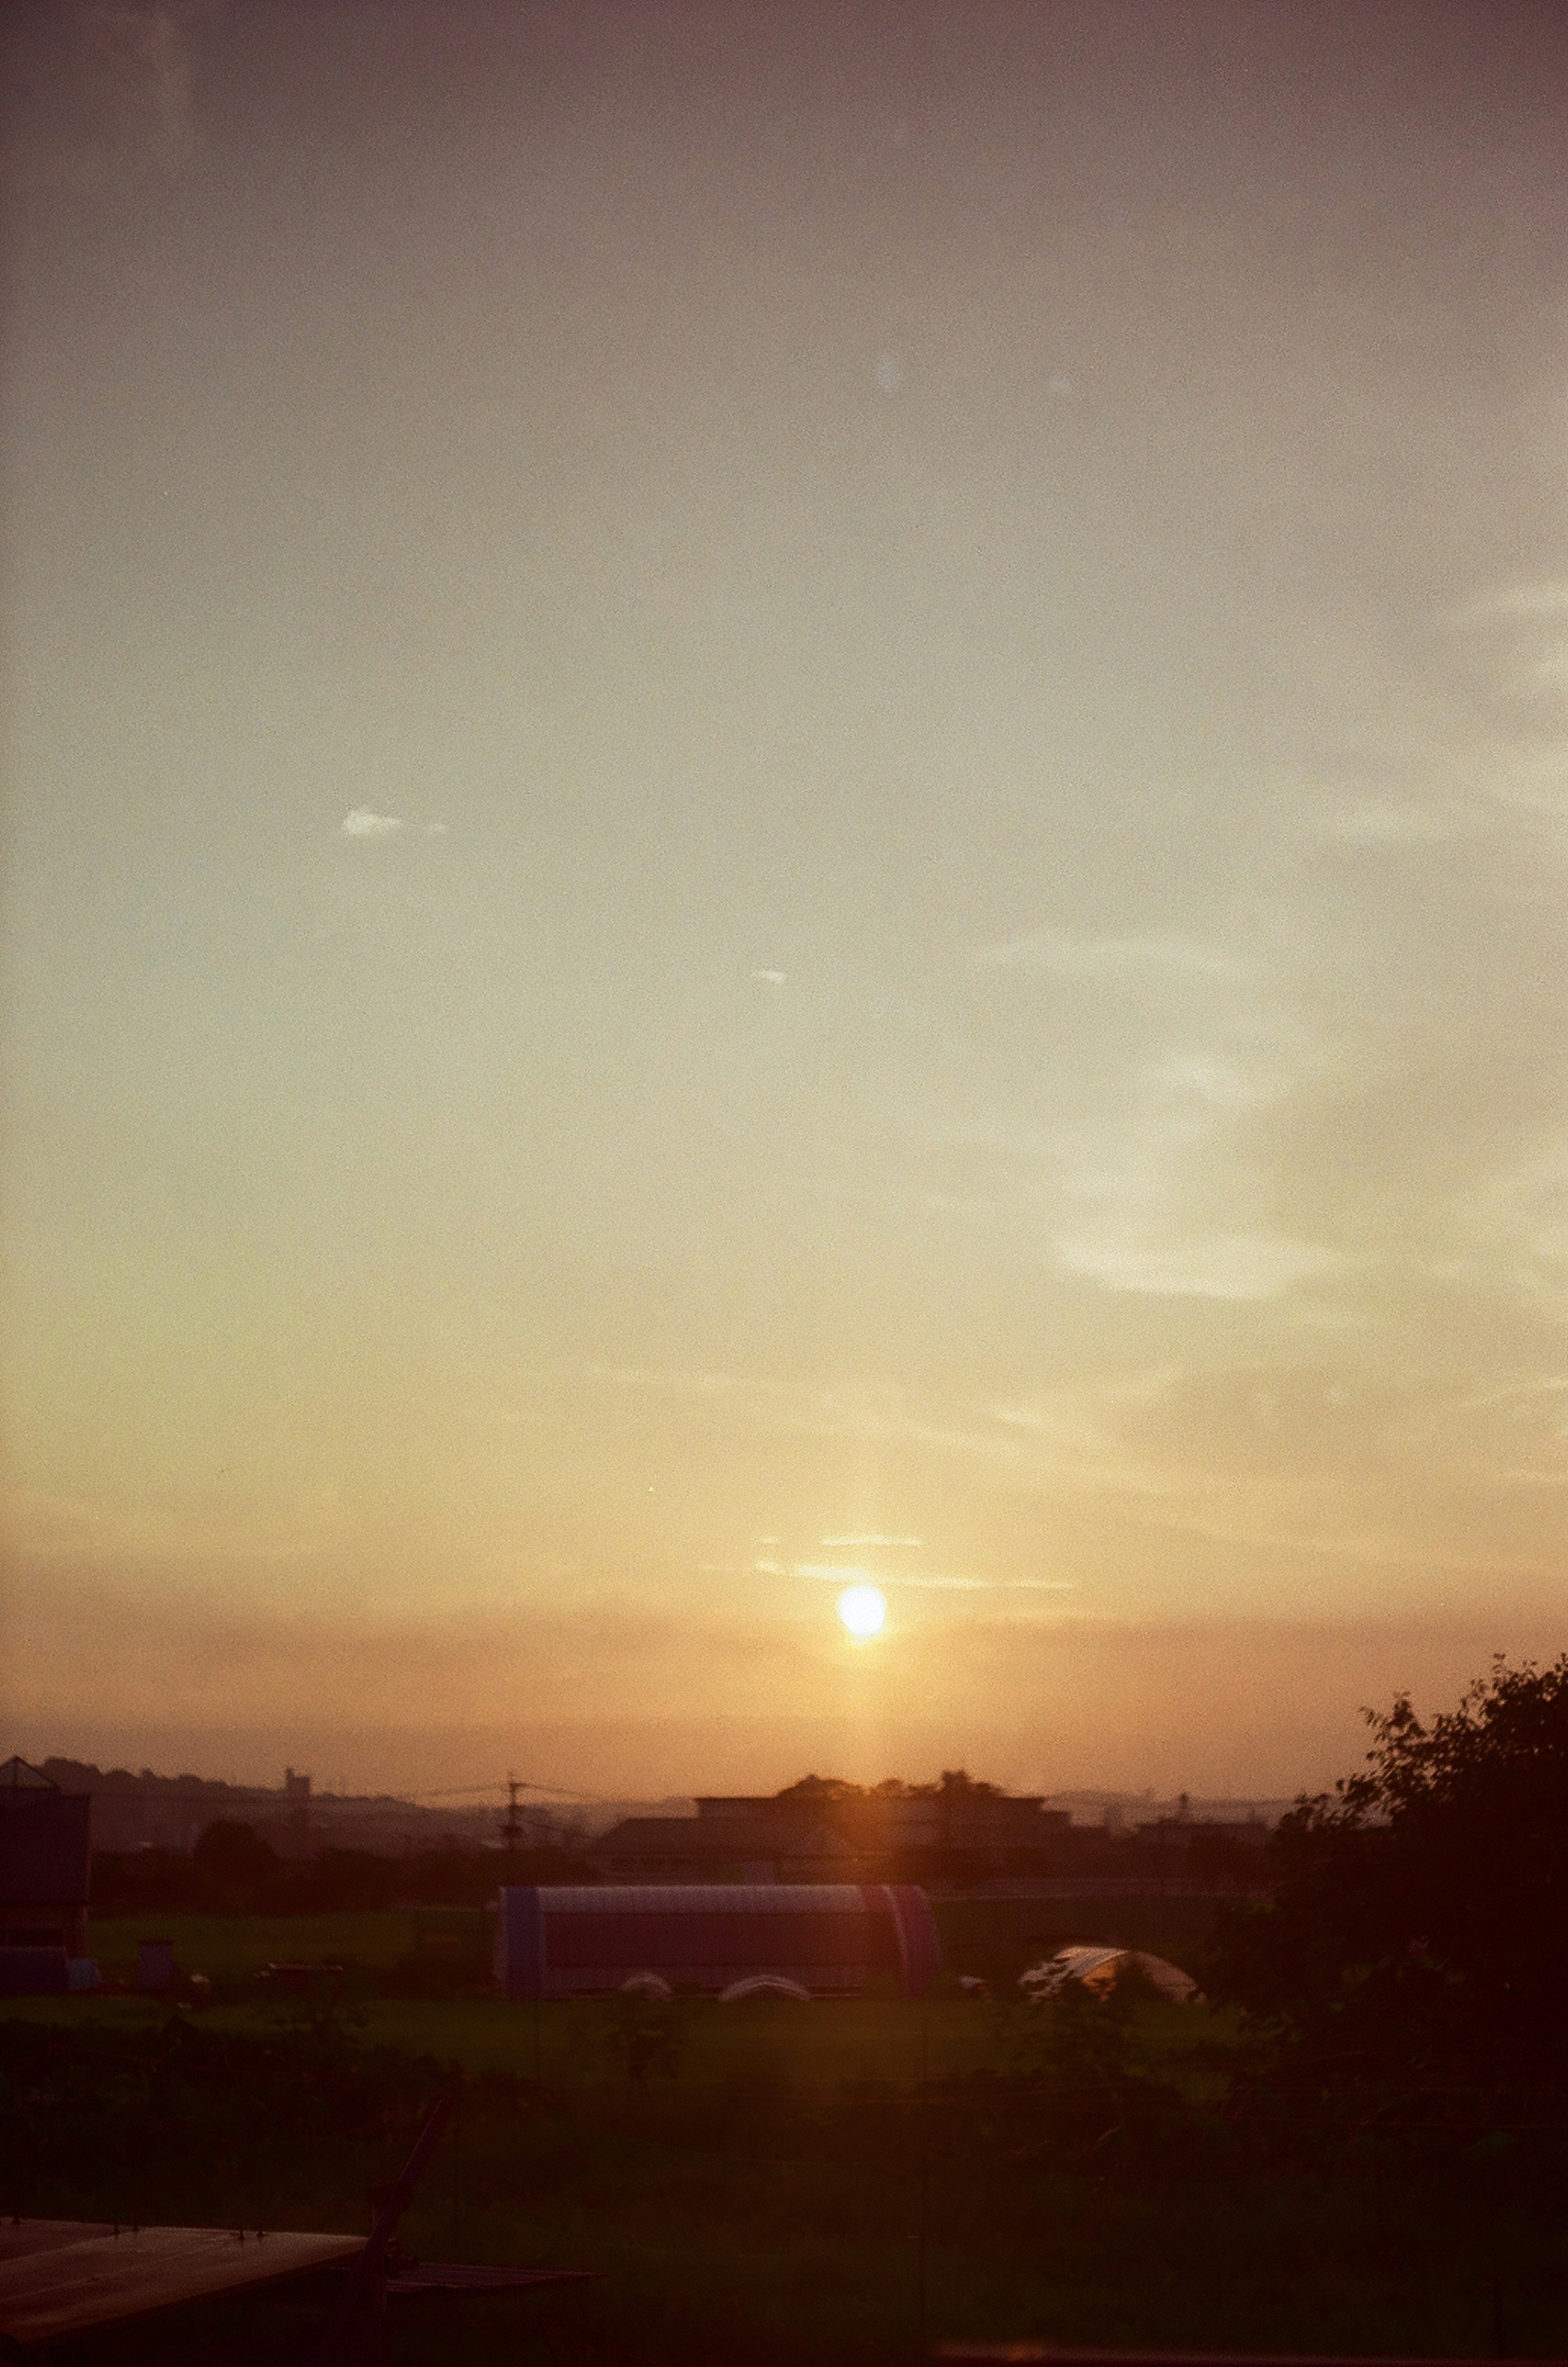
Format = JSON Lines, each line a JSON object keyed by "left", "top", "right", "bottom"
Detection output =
{"left": 837, "top": 1584, "right": 886, "bottom": 1638}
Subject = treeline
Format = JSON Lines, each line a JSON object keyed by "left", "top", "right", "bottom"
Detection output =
{"left": 91, "top": 1818, "right": 597, "bottom": 1916}
{"left": 1201, "top": 1653, "right": 1568, "bottom": 2131}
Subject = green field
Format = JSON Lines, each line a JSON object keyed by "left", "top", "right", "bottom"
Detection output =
{"left": 7, "top": 1917, "right": 1566, "bottom": 2364}
{"left": 78, "top": 1892, "right": 1238, "bottom": 1989}
{"left": 81, "top": 1909, "right": 434, "bottom": 1981}
{"left": 1, "top": 1985, "right": 1222, "bottom": 2091}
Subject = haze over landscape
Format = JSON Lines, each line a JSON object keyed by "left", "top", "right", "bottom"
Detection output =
{"left": 5, "top": 0, "right": 1568, "bottom": 1799}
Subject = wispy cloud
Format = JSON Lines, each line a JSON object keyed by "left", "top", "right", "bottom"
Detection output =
{"left": 1460, "top": 581, "right": 1568, "bottom": 621}
{"left": 763, "top": 1556, "right": 1074, "bottom": 1595}
{"left": 1457, "top": 1133, "right": 1568, "bottom": 1311}
{"left": 120, "top": 3, "right": 205, "bottom": 169}
{"left": 821, "top": 1533, "right": 923, "bottom": 1548}
{"left": 791, "top": 1561, "right": 883, "bottom": 1581}
{"left": 973, "top": 925, "right": 1249, "bottom": 981}
{"left": 5, "top": 0, "right": 225, "bottom": 190}
{"left": 1314, "top": 799, "right": 1470, "bottom": 846}
{"left": 959, "top": 903, "right": 1350, "bottom": 1303}
{"left": 1056, "top": 1230, "right": 1343, "bottom": 1302}
{"left": 340, "top": 807, "right": 447, "bottom": 838}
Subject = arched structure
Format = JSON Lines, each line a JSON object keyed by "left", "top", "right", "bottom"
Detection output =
{"left": 494, "top": 1882, "right": 941, "bottom": 2002}
{"left": 1018, "top": 1944, "right": 1201, "bottom": 2004}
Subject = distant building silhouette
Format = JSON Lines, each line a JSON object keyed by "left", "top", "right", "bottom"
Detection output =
{"left": 590, "top": 1811, "right": 856, "bottom": 1884}
{"left": 590, "top": 1774, "right": 1071, "bottom": 1883}
{"left": 0, "top": 1756, "right": 91, "bottom": 1959}
{"left": 284, "top": 1767, "right": 312, "bottom": 1844}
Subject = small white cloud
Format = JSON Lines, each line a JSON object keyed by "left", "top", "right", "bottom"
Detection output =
{"left": 874, "top": 352, "right": 905, "bottom": 394}
{"left": 751, "top": 970, "right": 787, "bottom": 985}
{"left": 340, "top": 808, "right": 448, "bottom": 839}
{"left": 1056, "top": 1231, "right": 1341, "bottom": 1301}
{"left": 975, "top": 926, "right": 1247, "bottom": 982}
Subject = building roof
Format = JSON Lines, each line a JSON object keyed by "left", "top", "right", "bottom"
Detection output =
{"left": 593, "top": 1816, "right": 855, "bottom": 1863}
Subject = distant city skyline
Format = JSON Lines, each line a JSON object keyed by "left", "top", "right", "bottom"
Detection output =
{"left": 6, "top": 2, "right": 1568, "bottom": 1795}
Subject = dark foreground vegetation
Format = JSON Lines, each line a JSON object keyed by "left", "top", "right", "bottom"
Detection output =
{"left": 12, "top": 1658, "right": 1568, "bottom": 2363}
{"left": 9, "top": 1979, "right": 1568, "bottom": 2367}
{"left": 5, "top": 1980, "right": 1568, "bottom": 2366}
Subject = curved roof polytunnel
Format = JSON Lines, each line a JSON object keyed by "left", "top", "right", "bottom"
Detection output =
{"left": 494, "top": 1883, "right": 942, "bottom": 2002}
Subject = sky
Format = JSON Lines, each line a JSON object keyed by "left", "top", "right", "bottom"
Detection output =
{"left": 4, "top": 0, "right": 1568, "bottom": 1800}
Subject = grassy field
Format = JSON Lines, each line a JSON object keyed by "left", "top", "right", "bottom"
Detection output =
{"left": 79, "top": 1889, "right": 1245, "bottom": 1990}
{"left": 8, "top": 1921, "right": 1566, "bottom": 2363}
{"left": 79, "top": 1910, "right": 435, "bottom": 1981}
{"left": 0, "top": 1986, "right": 1224, "bottom": 2091}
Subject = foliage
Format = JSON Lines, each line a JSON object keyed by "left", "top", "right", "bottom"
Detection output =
{"left": 191, "top": 1816, "right": 280, "bottom": 1910}
{"left": 964, "top": 1978, "right": 1209, "bottom": 2169}
{"left": 1204, "top": 1656, "right": 1568, "bottom": 2106}
{"left": 0, "top": 2006, "right": 455, "bottom": 2225}
{"left": 91, "top": 1836, "right": 599, "bottom": 1919}
{"left": 10, "top": 1991, "right": 1568, "bottom": 2363}
{"left": 589, "top": 1987, "right": 696, "bottom": 2091}
{"left": 995, "top": 1970, "right": 1138, "bottom": 2081}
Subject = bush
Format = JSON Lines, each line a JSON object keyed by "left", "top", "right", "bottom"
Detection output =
{"left": 1204, "top": 1656, "right": 1568, "bottom": 2123}
{"left": 0, "top": 2008, "right": 457, "bottom": 2224}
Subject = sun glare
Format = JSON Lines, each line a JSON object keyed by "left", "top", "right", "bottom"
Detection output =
{"left": 837, "top": 1583, "right": 886, "bottom": 1638}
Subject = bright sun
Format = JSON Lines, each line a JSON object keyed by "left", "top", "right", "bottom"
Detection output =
{"left": 837, "top": 1583, "right": 886, "bottom": 1638}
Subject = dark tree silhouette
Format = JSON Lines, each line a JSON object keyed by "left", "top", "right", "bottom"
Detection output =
{"left": 191, "top": 1818, "right": 278, "bottom": 1910}
{"left": 1206, "top": 1656, "right": 1568, "bottom": 2091}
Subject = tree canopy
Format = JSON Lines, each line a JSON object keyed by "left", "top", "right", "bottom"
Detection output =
{"left": 1206, "top": 1656, "right": 1568, "bottom": 2086}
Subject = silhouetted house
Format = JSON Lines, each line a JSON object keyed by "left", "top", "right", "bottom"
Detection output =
{"left": 875, "top": 1786, "right": 1070, "bottom": 1867}
{"left": 588, "top": 1812, "right": 857, "bottom": 1885}
{"left": 592, "top": 1779, "right": 1074, "bottom": 1883}
{"left": 762, "top": 1776, "right": 1070, "bottom": 1874}
{"left": 0, "top": 1757, "right": 91, "bottom": 1958}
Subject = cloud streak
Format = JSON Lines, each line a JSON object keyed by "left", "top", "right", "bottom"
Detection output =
{"left": 973, "top": 925, "right": 1250, "bottom": 982}
{"left": 1056, "top": 1230, "right": 1343, "bottom": 1302}
{"left": 339, "top": 807, "right": 447, "bottom": 838}
{"left": 821, "top": 1533, "right": 923, "bottom": 1548}
{"left": 759, "top": 1557, "right": 1074, "bottom": 1595}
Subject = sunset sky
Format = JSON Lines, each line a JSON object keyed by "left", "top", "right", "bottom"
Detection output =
{"left": 6, "top": 0, "right": 1568, "bottom": 1799}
